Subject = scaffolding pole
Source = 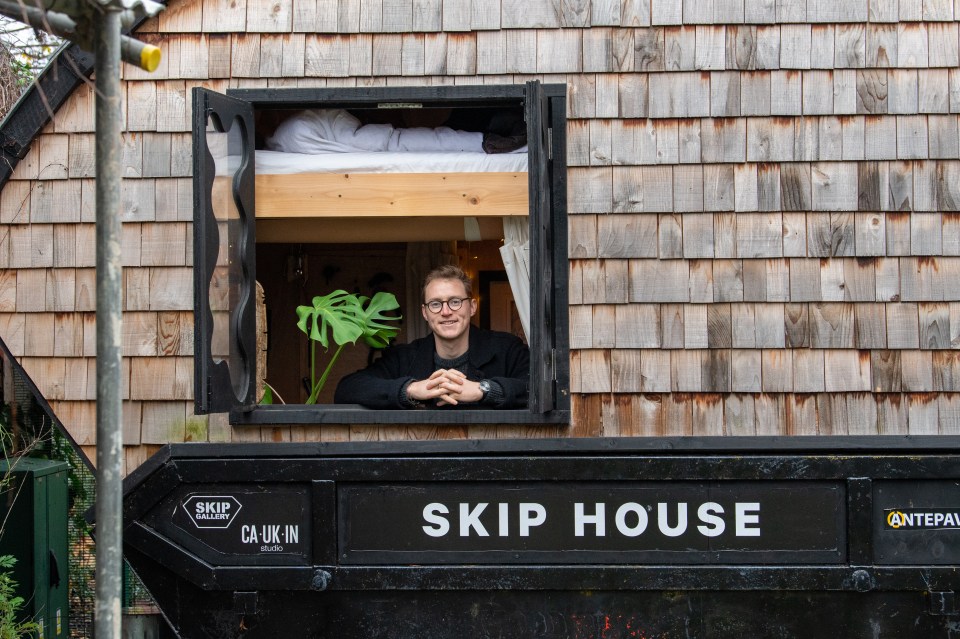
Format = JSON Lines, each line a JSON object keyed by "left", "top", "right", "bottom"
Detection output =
{"left": 94, "top": 6, "right": 124, "bottom": 639}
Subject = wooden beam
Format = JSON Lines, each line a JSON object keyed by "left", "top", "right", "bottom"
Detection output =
{"left": 252, "top": 171, "right": 528, "bottom": 218}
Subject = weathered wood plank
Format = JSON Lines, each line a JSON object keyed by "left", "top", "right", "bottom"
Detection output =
{"left": 782, "top": 212, "right": 807, "bottom": 256}
{"left": 45, "top": 269, "right": 75, "bottom": 311}
{"left": 757, "top": 163, "right": 782, "bottom": 211}
{"left": 824, "top": 350, "right": 871, "bottom": 391}
{"left": 736, "top": 212, "right": 782, "bottom": 258}
{"left": 591, "top": 0, "right": 620, "bottom": 25}
{"left": 760, "top": 350, "right": 791, "bottom": 392}
{"left": 740, "top": 71, "right": 771, "bottom": 116}
{"left": 569, "top": 215, "right": 597, "bottom": 258}
{"left": 597, "top": 214, "right": 658, "bottom": 257}
{"left": 907, "top": 393, "right": 940, "bottom": 435}
{"left": 501, "top": 0, "right": 560, "bottom": 27}
{"left": 864, "top": 116, "right": 897, "bottom": 160}
{"left": 919, "top": 68, "right": 949, "bottom": 113}
{"left": 789, "top": 257, "right": 823, "bottom": 300}
{"left": 640, "top": 351, "right": 670, "bottom": 393}
{"left": 810, "top": 26, "right": 836, "bottom": 69}
{"left": 611, "top": 349, "right": 643, "bottom": 392}
{"left": 902, "top": 350, "right": 934, "bottom": 392}
{"left": 771, "top": 71, "right": 803, "bottom": 116}
{"left": 919, "top": 302, "right": 950, "bottom": 349}
{"left": 933, "top": 351, "right": 960, "bottom": 392}
{"left": 747, "top": 117, "right": 794, "bottom": 162}
{"left": 793, "top": 349, "right": 825, "bottom": 393}
{"left": 780, "top": 163, "right": 811, "bottom": 211}
{"left": 755, "top": 302, "right": 785, "bottom": 347}
{"left": 723, "top": 393, "right": 755, "bottom": 436}
{"left": 659, "top": 213, "right": 683, "bottom": 258}
{"left": 618, "top": 0, "right": 650, "bottom": 25}
{"left": 803, "top": 70, "right": 834, "bottom": 114}
{"left": 713, "top": 212, "right": 737, "bottom": 258}
{"left": 887, "top": 302, "right": 920, "bottom": 347}
{"left": 898, "top": 23, "right": 928, "bottom": 68}
{"left": 836, "top": 24, "right": 866, "bottom": 68}
{"left": 648, "top": 72, "right": 710, "bottom": 118}
{"left": 756, "top": 25, "right": 780, "bottom": 69}
{"left": 711, "top": 71, "right": 741, "bottom": 117}
{"left": 661, "top": 303, "right": 685, "bottom": 347}
{"left": 695, "top": 26, "right": 725, "bottom": 70}
{"left": 634, "top": 27, "right": 665, "bottom": 72}
{"left": 929, "top": 22, "right": 959, "bottom": 69}
{"left": 857, "top": 70, "right": 888, "bottom": 116}
{"left": 614, "top": 305, "right": 660, "bottom": 348}
{"left": 701, "top": 118, "right": 746, "bottom": 163}
{"left": 674, "top": 164, "right": 704, "bottom": 212}
{"left": 689, "top": 259, "right": 714, "bottom": 303}
{"left": 809, "top": 303, "right": 855, "bottom": 347}
{"left": 593, "top": 304, "right": 617, "bottom": 348}
{"left": 937, "top": 161, "right": 960, "bottom": 211}
{"left": 579, "top": 349, "right": 612, "bottom": 393}
{"left": 713, "top": 259, "right": 743, "bottom": 302}
{"left": 779, "top": 25, "right": 810, "bottom": 69}
{"left": 618, "top": 73, "right": 648, "bottom": 117}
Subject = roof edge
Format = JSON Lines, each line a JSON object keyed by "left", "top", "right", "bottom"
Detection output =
{"left": 0, "top": 43, "right": 95, "bottom": 185}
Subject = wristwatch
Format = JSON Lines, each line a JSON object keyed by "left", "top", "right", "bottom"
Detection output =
{"left": 478, "top": 379, "right": 492, "bottom": 401}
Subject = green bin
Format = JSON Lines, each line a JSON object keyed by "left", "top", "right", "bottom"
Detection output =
{"left": 0, "top": 458, "right": 69, "bottom": 639}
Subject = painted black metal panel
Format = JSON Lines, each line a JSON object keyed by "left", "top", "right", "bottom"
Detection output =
{"left": 192, "top": 88, "right": 258, "bottom": 414}
{"left": 526, "top": 80, "right": 554, "bottom": 413}
{"left": 339, "top": 480, "right": 845, "bottom": 565}
{"left": 873, "top": 480, "right": 960, "bottom": 564}
{"left": 117, "top": 440, "right": 960, "bottom": 637}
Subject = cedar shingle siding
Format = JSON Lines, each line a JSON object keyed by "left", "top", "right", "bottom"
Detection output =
{"left": 1, "top": 0, "right": 959, "bottom": 471}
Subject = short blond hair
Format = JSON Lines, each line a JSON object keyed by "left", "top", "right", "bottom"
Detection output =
{"left": 422, "top": 264, "right": 472, "bottom": 301}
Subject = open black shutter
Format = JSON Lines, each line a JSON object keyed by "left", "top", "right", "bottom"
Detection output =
{"left": 192, "top": 88, "right": 257, "bottom": 414}
{"left": 525, "top": 80, "right": 554, "bottom": 412}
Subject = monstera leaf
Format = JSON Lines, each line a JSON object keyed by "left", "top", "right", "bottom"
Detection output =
{"left": 293, "top": 289, "right": 402, "bottom": 404}
{"left": 355, "top": 291, "right": 402, "bottom": 348}
{"left": 295, "top": 290, "right": 365, "bottom": 349}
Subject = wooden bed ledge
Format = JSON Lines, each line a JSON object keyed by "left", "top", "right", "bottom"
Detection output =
{"left": 252, "top": 171, "right": 529, "bottom": 218}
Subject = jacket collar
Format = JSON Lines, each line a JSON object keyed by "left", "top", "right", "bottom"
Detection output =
{"left": 416, "top": 326, "right": 495, "bottom": 371}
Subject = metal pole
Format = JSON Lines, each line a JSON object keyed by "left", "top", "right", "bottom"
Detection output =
{"left": 94, "top": 6, "right": 124, "bottom": 639}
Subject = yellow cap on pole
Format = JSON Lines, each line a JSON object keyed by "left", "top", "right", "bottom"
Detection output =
{"left": 140, "top": 44, "right": 161, "bottom": 72}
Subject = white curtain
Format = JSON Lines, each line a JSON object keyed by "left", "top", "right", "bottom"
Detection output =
{"left": 405, "top": 242, "right": 458, "bottom": 342}
{"left": 499, "top": 216, "right": 531, "bottom": 342}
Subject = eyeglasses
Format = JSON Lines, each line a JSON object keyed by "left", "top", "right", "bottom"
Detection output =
{"left": 423, "top": 297, "right": 470, "bottom": 313}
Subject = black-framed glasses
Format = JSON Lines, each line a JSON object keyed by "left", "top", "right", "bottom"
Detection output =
{"left": 423, "top": 297, "right": 470, "bottom": 313}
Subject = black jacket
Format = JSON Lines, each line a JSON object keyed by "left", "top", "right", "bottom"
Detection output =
{"left": 334, "top": 327, "right": 529, "bottom": 409}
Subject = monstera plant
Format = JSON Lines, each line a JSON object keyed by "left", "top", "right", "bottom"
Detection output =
{"left": 294, "top": 289, "right": 402, "bottom": 404}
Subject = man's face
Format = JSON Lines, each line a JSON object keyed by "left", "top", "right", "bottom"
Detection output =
{"left": 422, "top": 278, "right": 477, "bottom": 343}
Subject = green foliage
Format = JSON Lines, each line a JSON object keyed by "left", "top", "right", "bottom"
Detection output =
{"left": 295, "top": 290, "right": 401, "bottom": 404}
{"left": 0, "top": 557, "right": 39, "bottom": 639}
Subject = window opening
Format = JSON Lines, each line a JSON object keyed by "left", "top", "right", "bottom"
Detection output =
{"left": 193, "top": 84, "right": 568, "bottom": 423}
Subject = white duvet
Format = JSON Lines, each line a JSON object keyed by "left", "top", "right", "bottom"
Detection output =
{"left": 254, "top": 108, "right": 527, "bottom": 175}
{"left": 266, "top": 108, "right": 486, "bottom": 154}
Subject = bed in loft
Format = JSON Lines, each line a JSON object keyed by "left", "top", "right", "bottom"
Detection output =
{"left": 247, "top": 108, "right": 529, "bottom": 225}
{"left": 247, "top": 109, "right": 533, "bottom": 339}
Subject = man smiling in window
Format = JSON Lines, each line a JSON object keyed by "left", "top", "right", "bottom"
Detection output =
{"left": 335, "top": 265, "right": 529, "bottom": 409}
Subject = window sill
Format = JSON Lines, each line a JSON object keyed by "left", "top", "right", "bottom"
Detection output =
{"left": 231, "top": 404, "right": 571, "bottom": 425}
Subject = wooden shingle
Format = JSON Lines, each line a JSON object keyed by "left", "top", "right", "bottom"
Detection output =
{"left": 919, "top": 68, "right": 950, "bottom": 113}
{"left": 622, "top": 0, "right": 652, "bottom": 26}
{"left": 836, "top": 24, "right": 866, "bottom": 68}
{"left": 793, "top": 349, "right": 826, "bottom": 393}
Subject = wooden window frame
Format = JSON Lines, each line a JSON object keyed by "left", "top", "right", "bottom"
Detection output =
{"left": 192, "top": 83, "right": 569, "bottom": 425}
